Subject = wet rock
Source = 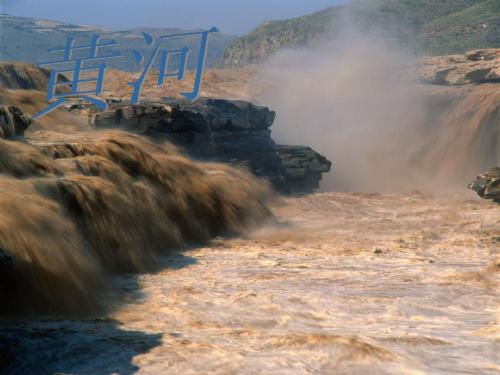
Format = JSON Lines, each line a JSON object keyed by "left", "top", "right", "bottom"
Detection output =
{"left": 0, "top": 105, "right": 31, "bottom": 138}
{"left": 276, "top": 145, "right": 332, "bottom": 193}
{"left": 92, "top": 103, "right": 173, "bottom": 132}
{"left": 92, "top": 98, "right": 276, "bottom": 133}
{"left": 469, "top": 167, "right": 500, "bottom": 203}
{"left": 91, "top": 98, "right": 332, "bottom": 194}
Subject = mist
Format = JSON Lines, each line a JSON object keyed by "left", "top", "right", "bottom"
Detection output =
{"left": 254, "top": 24, "right": 432, "bottom": 193}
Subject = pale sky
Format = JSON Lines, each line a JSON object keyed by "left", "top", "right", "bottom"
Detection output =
{"left": 1, "top": 0, "right": 349, "bottom": 35}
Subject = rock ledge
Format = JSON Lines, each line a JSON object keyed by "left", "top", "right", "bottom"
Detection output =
{"left": 90, "top": 98, "right": 332, "bottom": 194}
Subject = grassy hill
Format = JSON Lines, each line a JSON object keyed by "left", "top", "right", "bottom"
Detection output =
{"left": 363, "top": 0, "right": 500, "bottom": 53}
{"left": 222, "top": 0, "right": 500, "bottom": 66}
{"left": 221, "top": 6, "right": 341, "bottom": 66}
{"left": 423, "top": 0, "right": 500, "bottom": 53}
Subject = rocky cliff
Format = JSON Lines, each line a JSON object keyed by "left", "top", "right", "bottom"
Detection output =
{"left": 0, "top": 61, "right": 332, "bottom": 194}
{"left": 89, "top": 99, "right": 332, "bottom": 194}
{"left": 221, "top": 7, "right": 339, "bottom": 67}
{"left": 222, "top": 0, "right": 500, "bottom": 67}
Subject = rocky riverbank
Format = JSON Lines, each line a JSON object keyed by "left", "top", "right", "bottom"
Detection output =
{"left": 90, "top": 98, "right": 332, "bottom": 194}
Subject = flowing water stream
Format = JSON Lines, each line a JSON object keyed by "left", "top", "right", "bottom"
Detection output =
{"left": 3, "top": 192, "right": 498, "bottom": 374}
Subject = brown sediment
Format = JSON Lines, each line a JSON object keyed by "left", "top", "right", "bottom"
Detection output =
{"left": 267, "top": 333, "right": 395, "bottom": 360}
{"left": 486, "top": 258, "right": 500, "bottom": 274}
{"left": 106, "top": 192, "right": 497, "bottom": 374}
{"left": 0, "top": 131, "right": 274, "bottom": 315}
{"left": 380, "top": 336, "right": 450, "bottom": 346}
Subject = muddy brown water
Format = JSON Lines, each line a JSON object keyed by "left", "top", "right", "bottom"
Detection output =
{"left": 3, "top": 192, "right": 498, "bottom": 374}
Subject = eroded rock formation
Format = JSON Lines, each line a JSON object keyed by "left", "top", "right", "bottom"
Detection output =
{"left": 90, "top": 98, "right": 332, "bottom": 194}
{"left": 420, "top": 49, "right": 500, "bottom": 85}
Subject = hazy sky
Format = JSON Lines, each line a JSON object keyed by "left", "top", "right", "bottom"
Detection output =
{"left": 1, "top": 0, "right": 348, "bottom": 35}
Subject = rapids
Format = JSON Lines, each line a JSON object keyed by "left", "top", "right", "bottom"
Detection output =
{"left": 0, "top": 131, "right": 273, "bottom": 315}
{"left": 1, "top": 192, "right": 498, "bottom": 374}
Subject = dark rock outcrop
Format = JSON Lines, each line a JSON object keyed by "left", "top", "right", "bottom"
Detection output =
{"left": 0, "top": 105, "right": 31, "bottom": 138}
{"left": 469, "top": 167, "right": 500, "bottom": 203}
{"left": 91, "top": 98, "right": 332, "bottom": 194}
{"left": 276, "top": 146, "right": 332, "bottom": 193}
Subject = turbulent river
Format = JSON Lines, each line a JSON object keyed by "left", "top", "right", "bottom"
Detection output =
{"left": 3, "top": 192, "right": 498, "bottom": 375}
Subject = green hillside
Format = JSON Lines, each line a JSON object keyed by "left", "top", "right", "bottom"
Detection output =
{"left": 221, "top": 6, "right": 341, "bottom": 66}
{"left": 423, "top": 0, "right": 500, "bottom": 53}
{"left": 222, "top": 0, "right": 500, "bottom": 66}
